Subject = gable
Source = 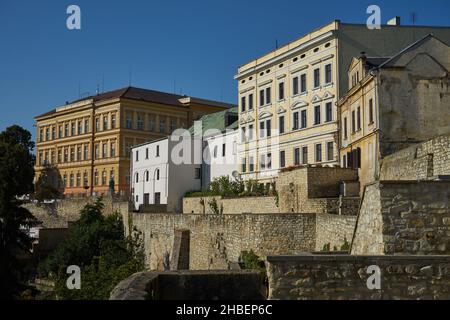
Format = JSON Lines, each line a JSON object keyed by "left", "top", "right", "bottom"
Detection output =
{"left": 406, "top": 53, "right": 448, "bottom": 78}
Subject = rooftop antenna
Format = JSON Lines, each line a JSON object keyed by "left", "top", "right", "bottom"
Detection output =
{"left": 102, "top": 74, "right": 105, "bottom": 93}
{"left": 96, "top": 84, "right": 100, "bottom": 95}
{"left": 173, "top": 77, "right": 176, "bottom": 94}
{"left": 275, "top": 39, "right": 278, "bottom": 50}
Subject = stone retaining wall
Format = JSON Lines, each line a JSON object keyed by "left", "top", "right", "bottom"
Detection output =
{"left": 183, "top": 196, "right": 278, "bottom": 214}
{"left": 267, "top": 255, "right": 450, "bottom": 300}
{"left": 315, "top": 214, "right": 357, "bottom": 251}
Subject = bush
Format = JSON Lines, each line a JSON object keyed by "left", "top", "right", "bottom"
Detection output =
{"left": 240, "top": 250, "right": 267, "bottom": 286}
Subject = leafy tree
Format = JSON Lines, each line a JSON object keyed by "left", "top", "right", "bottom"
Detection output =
{"left": 34, "top": 164, "right": 62, "bottom": 202}
{"left": 0, "top": 125, "right": 37, "bottom": 299}
{"left": 38, "top": 198, "right": 145, "bottom": 300}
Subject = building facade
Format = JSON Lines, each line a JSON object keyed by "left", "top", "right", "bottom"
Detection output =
{"left": 235, "top": 20, "right": 450, "bottom": 183}
{"left": 338, "top": 35, "right": 450, "bottom": 191}
{"left": 34, "top": 86, "right": 231, "bottom": 197}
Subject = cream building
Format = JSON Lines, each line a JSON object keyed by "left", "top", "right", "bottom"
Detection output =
{"left": 338, "top": 35, "right": 450, "bottom": 192}
{"left": 235, "top": 20, "right": 450, "bottom": 183}
{"left": 34, "top": 86, "right": 231, "bottom": 197}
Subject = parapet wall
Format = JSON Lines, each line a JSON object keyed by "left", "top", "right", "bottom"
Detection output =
{"left": 183, "top": 196, "right": 278, "bottom": 214}
{"left": 267, "top": 255, "right": 450, "bottom": 300}
{"left": 315, "top": 214, "right": 357, "bottom": 251}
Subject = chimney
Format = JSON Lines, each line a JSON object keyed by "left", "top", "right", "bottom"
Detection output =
{"left": 387, "top": 16, "right": 401, "bottom": 26}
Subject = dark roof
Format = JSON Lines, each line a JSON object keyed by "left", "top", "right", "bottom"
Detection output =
{"left": 36, "top": 86, "right": 233, "bottom": 119}
{"left": 188, "top": 107, "right": 238, "bottom": 135}
{"left": 364, "top": 57, "right": 390, "bottom": 69}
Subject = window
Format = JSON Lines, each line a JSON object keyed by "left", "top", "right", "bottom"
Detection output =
{"left": 327, "top": 142, "right": 334, "bottom": 161}
{"left": 170, "top": 118, "right": 177, "bottom": 133}
{"left": 241, "top": 127, "right": 246, "bottom": 143}
{"left": 279, "top": 116, "right": 285, "bottom": 134}
{"left": 156, "top": 169, "right": 160, "bottom": 180}
{"left": 71, "top": 123, "right": 76, "bottom": 136}
{"left": 58, "top": 149, "right": 62, "bottom": 163}
{"left": 369, "top": 98, "right": 374, "bottom": 123}
{"left": 70, "top": 174, "right": 74, "bottom": 187}
{"left": 102, "top": 143, "right": 107, "bottom": 158}
{"left": 344, "top": 117, "right": 348, "bottom": 139}
{"left": 325, "top": 102, "right": 333, "bottom": 122}
{"left": 63, "top": 174, "right": 67, "bottom": 187}
{"left": 159, "top": 118, "right": 166, "bottom": 133}
{"left": 59, "top": 126, "right": 63, "bottom": 138}
{"left": 126, "top": 115, "right": 132, "bottom": 129}
{"left": 259, "top": 89, "right": 265, "bottom": 107}
{"left": 248, "top": 94, "right": 254, "bottom": 110}
{"left": 70, "top": 147, "right": 75, "bottom": 162}
{"left": 137, "top": 114, "right": 144, "bottom": 131}
{"left": 103, "top": 115, "right": 108, "bottom": 131}
{"left": 294, "top": 148, "right": 300, "bottom": 165}
{"left": 45, "top": 128, "right": 50, "bottom": 141}
{"left": 148, "top": 115, "right": 156, "bottom": 131}
{"left": 84, "top": 119, "right": 89, "bottom": 133}
{"left": 213, "top": 145, "right": 218, "bottom": 158}
{"left": 266, "top": 153, "right": 272, "bottom": 170}
{"left": 65, "top": 124, "right": 69, "bottom": 137}
{"left": 357, "top": 107, "right": 361, "bottom": 131}
{"left": 314, "top": 105, "right": 321, "bottom": 125}
{"left": 95, "top": 144, "right": 99, "bottom": 160}
{"left": 315, "top": 144, "right": 322, "bottom": 162}
{"left": 52, "top": 127, "right": 56, "bottom": 140}
{"left": 278, "top": 82, "right": 285, "bottom": 100}
{"left": 95, "top": 118, "right": 100, "bottom": 132}
{"left": 302, "top": 146, "right": 308, "bottom": 164}
{"left": 156, "top": 145, "right": 160, "bottom": 157}
{"left": 266, "top": 87, "right": 271, "bottom": 104}
{"left": 102, "top": 170, "right": 107, "bottom": 185}
{"left": 145, "top": 148, "right": 149, "bottom": 159}
{"left": 301, "top": 110, "right": 307, "bottom": 129}
{"left": 259, "top": 120, "right": 271, "bottom": 138}
{"left": 260, "top": 154, "right": 266, "bottom": 171}
{"left": 195, "top": 168, "right": 201, "bottom": 180}
{"left": 110, "top": 170, "right": 115, "bottom": 181}
{"left": 314, "top": 68, "right": 320, "bottom": 88}
{"left": 145, "top": 171, "right": 149, "bottom": 182}
{"left": 352, "top": 110, "right": 356, "bottom": 133}
{"left": 293, "top": 112, "right": 299, "bottom": 130}
{"left": 77, "top": 146, "right": 82, "bottom": 161}
{"left": 135, "top": 150, "right": 139, "bottom": 162}
{"left": 280, "top": 150, "right": 286, "bottom": 168}
{"left": 248, "top": 124, "right": 254, "bottom": 141}
{"left": 300, "top": 74, "right": 307, "bottom": 93}
{"left": 64, "top": 148, "right": 68, "bottom": 162}
{"left": 84, "top": 145, "right": 89, "bottom": 160}
{"left": 134, "top": 172, "right": 139, "bottom": 183}
{"left": 249, "top": 156, "right": 255, "bottom": 172}
{"left": 76, "top": 172, "right": 81, "bottom": 187}
{"left": 222, "top": 144, "right": 226, "bottom": 157}
{"left": 241, "top": 158, "right": 247, "bottom": 173}
{"left": 241, "top": 96, "right": 246, "bottom": 112}
{"left": 111, "top": 114, "right": 116, "bottom": 129}
{"left": 83, "top": 172, "right": 88, "bottom": 186}
{"left": 292, "top": 76, "right": 299, "bottom": 95}
{"left": 39, "top": 129, "right": 44, "bottom": 142}
{"left": 111, "top": 142, "right": 116, "bottom": 157}
{"left": 325, "top": 64, "right": 332, "bottom": 84}
{"left": 78, "top": 121, "right": 83, "bottom": 134}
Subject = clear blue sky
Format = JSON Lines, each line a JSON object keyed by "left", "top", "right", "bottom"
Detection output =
{"left": 0, "top": 0, "right": 449, "bottom": 140}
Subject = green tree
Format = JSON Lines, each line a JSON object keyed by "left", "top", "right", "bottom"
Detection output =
{"left": 0, "top": 125, "right": 37, "bottom": 299}
{"left": 38, "top": 198, "right": 144, "bottom": 300}
{"left": 34, "top": 164, "right": 62, "bottom": 202}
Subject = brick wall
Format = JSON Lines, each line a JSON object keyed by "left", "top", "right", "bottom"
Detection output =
{"left": 267, "top": 255, "right": 450, "bottom": 300}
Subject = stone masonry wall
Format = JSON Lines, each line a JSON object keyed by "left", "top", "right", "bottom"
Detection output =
{"left": 315, "top": 214, "right": 357, "bottom": 251}
{"left": 131, "top": 213, "right": 317, "bottom": 270}
{"left": 183, "top": 196, "right": 279, "bottom": 214}
{"left": 24, "top": 198, "right": 129, "bottom": 228}
{"left": 380, "top": 134, "right": 450, "bottom": 180}
{"left": 351, "top": 181, "right": 450, "bottom": 255}
{"left": 267, "top": 255, "right": 450, "bottom": 300}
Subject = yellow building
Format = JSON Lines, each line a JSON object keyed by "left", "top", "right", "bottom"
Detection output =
{"left": 235, "top": 20, "right": 450, "bottom": 183}
{"left": 34, "top": 86, "right": 231, "bottom": 197}
{"left": 338, "top": 35, "right": 450, "bottom": 192}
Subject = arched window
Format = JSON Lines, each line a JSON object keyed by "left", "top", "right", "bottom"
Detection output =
{"left": 155, "top": 169, "right": 160, "bottom": 181}
{"left": 145, "top": 170, "right": 149, "bottom": 182}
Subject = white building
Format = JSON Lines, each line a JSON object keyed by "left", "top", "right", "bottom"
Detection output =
{"left": 131, "top": 136, "right": 202, "bottom": 212}
{"left": 130, "top": 107, "right": 239, "bottom": 213}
